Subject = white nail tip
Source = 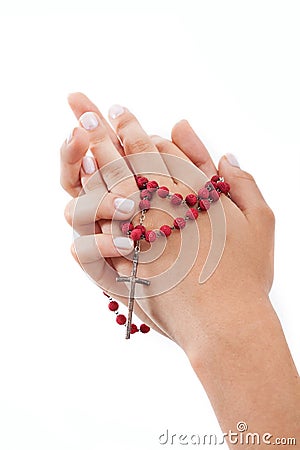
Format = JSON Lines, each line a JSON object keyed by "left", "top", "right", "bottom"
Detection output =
{"left": 225, "top": 153, "right": 240, "bottom": 168}
{"left": 109, "top": 104, "right": 125, "bottom": 119}
{"left": 114, "top": 198, "right": 135, "bottom": 213}
{"left": 82, "top": 156, "right": 96, "bottom": 175}
{"left": 113, "top": 237, "right": 134, "bottom": 251}
{"left": 80, "top": 112, "right": 99, "bottom": 130}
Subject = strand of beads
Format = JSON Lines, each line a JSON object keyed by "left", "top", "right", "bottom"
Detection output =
{"left": 121, "top": 175, "right": 230, "bottom": 241}
{"left": 103, "top": 291, "right": 150, "bottom": 336}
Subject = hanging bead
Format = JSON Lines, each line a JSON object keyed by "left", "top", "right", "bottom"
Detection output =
{"left": 130, "top": 324, "right": 139, "bottom": 334}
{"left": 116, "top": 314, "right": 127, "bottom": 325}
{"left": 140, "top": 324, "right": 150, "bottom": 333}
{"left": 108, "top": 301, "right": 119, "bottom": 312}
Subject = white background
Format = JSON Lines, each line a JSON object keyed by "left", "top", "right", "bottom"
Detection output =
{"left": 0, "top": 1, "right": 299, "bottom": 449}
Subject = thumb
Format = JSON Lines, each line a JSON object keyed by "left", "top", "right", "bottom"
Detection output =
{"left": 218, "top": 153, "right": 271, "bottom": 220}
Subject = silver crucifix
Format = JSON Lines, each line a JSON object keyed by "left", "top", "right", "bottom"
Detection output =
{"left": 116, "top": 244, "right": 150, "bottom": 339}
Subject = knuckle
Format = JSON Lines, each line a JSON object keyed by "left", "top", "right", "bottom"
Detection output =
{"left": 116, "top": 114, "right": 136, "bottom": 135}
{"left": 123, "top": 136, "right": 151, "bottom": 153}
{"left": 100, "top": 160, "right": 131, "bottom": 190}
{"left": 90, "top": 128, "right": 108, "bottom": 146}
{"left": 263, "top": 206, "right": 275, "bottom": 225}
{"left": 235, "top": 170, "right": 255, "bottom": 183}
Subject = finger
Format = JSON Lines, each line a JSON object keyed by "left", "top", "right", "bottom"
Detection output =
{"left": 171, "top": 120, "right": 217, "bottom": 177}
{"left": 73, "top": 234, "right": 134, "bottom": 262}
{"left": 218, "top": 154, "right": 275, "bottom": 224}
{"left": 79, "top": 111, "right": 136, "bottom": 194}
{"left": 65, "top": 189, "right": 136, "bottom": 228}
{"left": 108, "top": 105, "right": 171, "bottom": 178}
{"left": 60, "top": 127, "right": 90, "bottom": 197}
{"left": 68, "top": 92, "right": 123, "bottom": 153}
{"left": 150, "top": 135, "right": 191, "bottom": 162}
{"left": 80, "top": 156, "right": 102, "bottom": 193}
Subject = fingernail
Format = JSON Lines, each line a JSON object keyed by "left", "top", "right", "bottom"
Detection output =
{"left": 67, "top": 128, "right": 74, "bottom": 144}
{"left": 109, "top": 104, "right": 125, "bottom": 119}
{"left": 82, "top": 156, "right": 96, "bottom": 175}
{"left": 113, "top": 237, "right": 134, "bottom": 251}
{"left": 225, "top": 153, "right": 240, "bottom": 168}
{"left": 79, "top": 112, "right": 99, "bottom": 130}
{"left": 114, "top": 197, "right": 135, "bottom": 213}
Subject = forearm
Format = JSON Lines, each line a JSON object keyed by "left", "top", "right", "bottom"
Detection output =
{"left": 188, "top": 294, "right": 300, "bottom": 449}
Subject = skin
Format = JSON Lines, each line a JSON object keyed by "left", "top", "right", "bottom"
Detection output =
{"left": 61, "top": 93, "right": 300, "bottom": 448}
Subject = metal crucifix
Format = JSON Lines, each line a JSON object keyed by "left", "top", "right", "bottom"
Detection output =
{"left": 116, "top": 244, "right": 150, "bottom": 339}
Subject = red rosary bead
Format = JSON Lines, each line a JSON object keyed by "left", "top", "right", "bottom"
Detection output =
{"left": 171, "top": 193, "right": 183, "bottom": 205}
{"left": 130, "top": 228, "right": 143, "bottom": 241}
{"left": 209, "top": 189, "right": 220, "bottom": 202}
{"left": 136, "top": 176, "right": 148, "bottom": 189}
{"left": 108, "top": 301, "right": 119, "bottom": 312}
{"left": 160, "top": 225, "right": 172, "bottom": 237}
{"left": 140, "top": 189, "right": 153, "bottom": 200}
{"left": 134, "top": 225, "right": 146, "bottom": 235}
{"left": 198, "top": 187, "right": 210, "bottom": 199}
{"left": 145, "top": 230, "right": 157, "bottom": 242}
{"left": 116, "top": 314, "right": 127, "bottom": 325}
{"left": 186, "top": 208, "right": 199, "bottom": 220}
{"left": 199, "top": 199, "right": 211, "bottom": 210}
{"left": 121, "top": 222, "right": 134, "bottom": 234}
{"left": 130, "top": 324, "right": 139, "bottom": 334}
{"left": 174, "top": 217, "right": 186, "bottom": 229}
{"left": 140, "top": 323, "right": 150, "bottom": 333}
{"left": 157, "top": 186, "right": 169, "bottom": 198}
{"left": 185, "top": 193, "right": 198, "bottom": 206}
{"left": 211, "top": 175, "right": 219, "bottom": 183}
{"left": 217, "top": 181, "right": 230, "bottom": 194}
{"left": 146, "top": 180, "right": 159, "bottom": 192}
{"left": 139, "top": 199, "right": 151, "bottom": 211}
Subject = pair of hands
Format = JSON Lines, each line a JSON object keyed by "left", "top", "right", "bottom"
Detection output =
{"left": 61, "top": 92, "right": 275, "bottom": 359}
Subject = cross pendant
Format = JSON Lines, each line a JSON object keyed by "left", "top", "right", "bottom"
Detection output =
{"left": 116, "top": 245, "right": 150, "bottom": 339}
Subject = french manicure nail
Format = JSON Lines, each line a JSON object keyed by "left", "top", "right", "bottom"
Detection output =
{"left": 82, "top": 156, "right": 96, "bottom": 175}
{"left": 226, "top": 153, "right": 240, "bottom": 168}
{"left": 113, "top": 237, "right": 134, "bottom": 251}
{"left": 80, "top": 112, "right": 99, "bottom": 130}
{"left": 109, "top": 104, "right": 125, "bottom": 119}
{"left": 114, "top": 197, "right": 135, "bottom": 213}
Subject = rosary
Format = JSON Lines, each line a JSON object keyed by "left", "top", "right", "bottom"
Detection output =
{"left": 104, "top": 174, "right": 231, "bottom": 339}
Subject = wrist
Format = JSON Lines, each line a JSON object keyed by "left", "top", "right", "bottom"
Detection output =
{"left": 185, "top": 291, "right": 280, "bottom": 371}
